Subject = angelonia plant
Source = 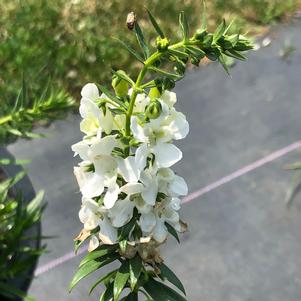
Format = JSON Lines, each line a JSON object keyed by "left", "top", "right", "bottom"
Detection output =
{"left": 70, "top": 7, "right": 252, "bottom": 301}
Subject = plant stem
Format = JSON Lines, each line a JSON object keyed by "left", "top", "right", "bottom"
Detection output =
{"left": 124, "top": 41, "right": 185, "bottom": 140}
{"left": 0, "top": 115, "right": 12, "bottom": 125}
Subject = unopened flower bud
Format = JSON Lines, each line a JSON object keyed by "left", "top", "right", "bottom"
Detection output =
{"left": 156, "top": 37, "right": 170, "bottom": 52}
{"left": 163, "top": 77, "right": 175, "bottom": 90}
{"left": 203, "top": 33, "right": 213, "bottom": 48}
{"left": 194, "top": 29, "right": 208, "bottom": 41}
{"left": 112, "top": 70, "right": 129, "bottom": 97}
{"left": 145, "top": 99, "right": 162, "bottom": 119}
{"left": 149, "top": 87, "right": 161, "bottom": 99}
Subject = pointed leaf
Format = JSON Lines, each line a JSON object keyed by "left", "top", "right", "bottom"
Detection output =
{"left": 146, "top": 9, "right": 164, "bottom": 38}
{"left": 89, "top": 269, "right": 118, "bottom": 295}
{"left": 201, "top": 0, "right": 207, "bottom": 31}
{"left": 69, "top": 255, "right": 119, "bottom": 292}
{"left": 96, "top": 84, "right": 127, "bottom": 108}
{"left": 225, "top": 49, "right": 246, "bottom": 61}
{"left": 134, "top": 22, "right": 150, "bottom": 59}
{"left": 149, "top": 67, "right": 183, "bottom": 80}
{"left": 100, "top": 282, "right": 114, "bottom": 301}
{"left": 179, "top": 11, "right": 189, "bottom": 41}
{"left": 114, "top": 260, "right": 130, "bottom": 300}
{"left": 79, "top": 245, "right": 118, "bottom": 267}
{"left": 158, "top": 263, "right": 186, "bottom": 295}
{"left": 165, "top": 222, "right": 180, "bottom": 243}
{"left": 218, "top": 54, "right": 230, "bottom": 75}
{"left": 114, "top": 38, "right": 144, "bottom": 63}
{"left": 143, "top": 278, "right": 187, "bottom": 301}
{"left": 129, "top": 255, "right": 142, "bottom": 290}
{"left": 214, "top": 19, "right": 226, "bottom": 42}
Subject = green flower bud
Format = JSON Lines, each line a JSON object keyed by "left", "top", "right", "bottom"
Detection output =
{"left": 112, "top": 70, "right": 129, "bottom": 97}
{"left": 191, "top": 57, "right": 200, "bottom": 66}
{"left": 156, "top": 37, "right": 170, "bottom": 52}
{"left": 203, "top": 33, "right": 213, "bottom": 48}
{"left": 217, "top": 36, "right": 233, "bottom": 50}
{"left": 174, "top": 61, "right": 186, "bottom": 75}
{"left": 194, "top": 29, "right": 208, "bottom": 41}
{"left": 145, "top": 99, "right": 162, "bottom": 119}
{"left": 163, "top": 78, "right": 175, "bottom": 90}
{"left": 149, "top": 87, "right": 161, "bottom": 99}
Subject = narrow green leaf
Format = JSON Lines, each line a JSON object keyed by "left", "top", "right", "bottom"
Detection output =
{"left": 0, "top": 158, "right": 31, "bottom": 165}
{"left": 129, "top": 255, "right": 142, "bottom": 290}
{"left": 218, "top": 54, "right": 230, "bottom": 75}
{"left": 96, "top": 84, "right": 127, "bottom": 108}
{"left": 225, "top": 49, "right": 246, "bottom": 61}
{"left": 149, "top": 67, "right": 183, "bottom": 80}
{"left": 69, "top": 255, "right": 119, "bottom": 292}
{"left": 158, "top": 263, "right": 186, "bottom": 295}
{"left": 89, "top": 269, "right": 117, "bottom": 295}
{"left": 201, "top": 0, "right": 207, "bottom": 31}
{"left": 146, "top": 8, "right": 165, "bottom": 38}
{"left": 100, "top": 282, "right": 114, "bottom": 301}
{"left": 114, "top": 260, "right": 130, "bottom": 301}
{"left": 214, "top": 19, "right": 226, "bottom": 42}
{"left": 144, "top": 278, "right": 187, "bottom": 301}
{"left": 114, "top": 38, "right": 144, "bottom": 63}
{"left": 165, "top": 222, "right": 180, "bottom": 243}
{"left": 26, "top": 190, "right": 44, "bottom": 216}
{"left": 179, "top": 11, "right": 189, "bottom": 41}
{"left": 79, "top": 245, "right": 118, "bottom": 267}
{"left": 168, "top": 49, "right": 189, "bottom": 59}
{"left": 134, "top": 22, "right": 150, "bottom": 59}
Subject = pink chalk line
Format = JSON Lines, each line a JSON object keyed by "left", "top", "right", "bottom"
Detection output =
{"left": 35, "top": 140, "right": 301, "bottom": 276}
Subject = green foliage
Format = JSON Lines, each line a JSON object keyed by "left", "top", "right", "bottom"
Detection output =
{"left": 0, "top": 167, "right": 45, "bottom": 300}
{"left": 1, "top": 0, "right": 295, "bottom": 106}
{"left": 0, "top": 80, "right": 75, "bottom": 145}
{"left": 69, "top": 7, "right": 253, "bottom": 301}
{"left": 213, "top": 0, "right": 298, "bottom": 25}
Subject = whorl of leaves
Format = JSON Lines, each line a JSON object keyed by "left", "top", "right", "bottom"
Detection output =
{"left": 0, "top": 80, "right": 75, "bottom": 145}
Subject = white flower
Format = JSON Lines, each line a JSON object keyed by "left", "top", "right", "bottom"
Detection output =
{"left": 134, "top": 141, "right": 182, "bottom": 171}
{"left": 79, "top": 197, "right": 103, "bottom": 230}
{"left": 143, "top": 197, "right": 182, "bottom": 243}
{"left": 108, "top": 197, "right": 134, "bottom": 227}
{"left": 79, "top": 83, "right": 114, "bottom": 136}
{"left": 98, "top": 216, "right": 118, "bottom": 245}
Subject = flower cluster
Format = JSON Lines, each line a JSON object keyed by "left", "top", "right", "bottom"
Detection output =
{"left": 72, "top": 83, "right": 189, "bottom": 253}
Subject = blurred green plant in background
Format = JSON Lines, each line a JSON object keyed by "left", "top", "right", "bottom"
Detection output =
{"left": 0, "top": 0, "right": 300, "bottom": 105}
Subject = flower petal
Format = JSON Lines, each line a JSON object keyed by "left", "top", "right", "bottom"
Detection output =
{"left": 90, "top": 135, "right": 117, "bottom": 157}
{"left": 169, "top": 175, "right": 188, "bottom": 196}
{"left": 98, "top": 216, "right": 118, "bottom": 245}
{"left": 131, "top": 117, "right": 147, "bottom": 143}
{"left": 118, "top": 156, "right": 140, "bottom": 182}
{"left": 81, "top": 83, "right": 99, "bottom": 101}
{"left": 109, "top": 198, "right": 134, "bottom": 228}
{"left": 104, "top": 183, "right": 119, "bottom": 209}
{"left": 88, "top": 235, "right": 100, "bottom": 252}
{"left": 120, "top": 182, "right": 144, "bottom": 195}
{"left": 153, "top": 143, "right": 182, "bottom": 168}
{"left": 140, "top": 212, "right": 156, "bottom": 233}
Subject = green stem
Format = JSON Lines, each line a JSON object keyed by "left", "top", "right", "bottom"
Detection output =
{"left": 124, "top": 42, "right": 185, "bottom": 140}
{"left": 0, "top": 115, "right": 12, "bottom": 125}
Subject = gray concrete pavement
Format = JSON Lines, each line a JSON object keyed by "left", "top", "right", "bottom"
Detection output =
{"left": 8, "top": 18, "right": 301, "bottom": 301}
